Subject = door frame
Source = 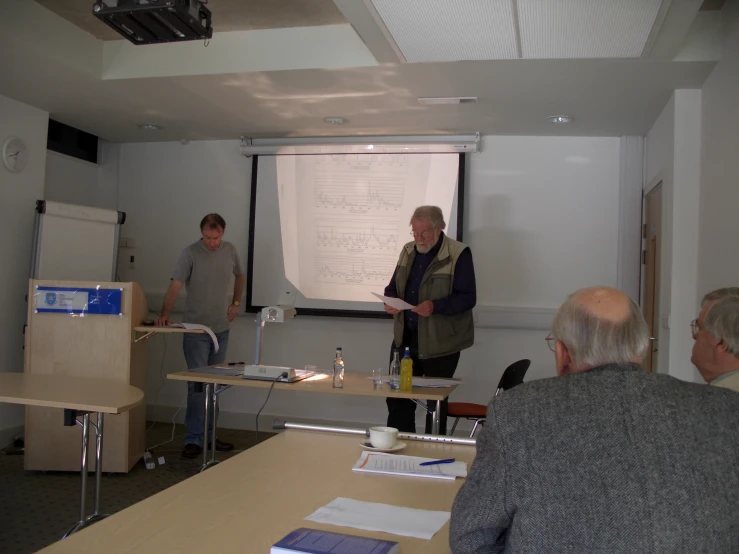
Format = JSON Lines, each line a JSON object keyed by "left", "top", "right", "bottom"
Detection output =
{"left": 641, "top": 178, "right": 663, "bottom": 372}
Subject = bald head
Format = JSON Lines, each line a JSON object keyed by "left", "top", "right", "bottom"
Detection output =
{"left": 551, "top": 287, "right": 650, "bottom": 374}
{"left": 571, "top": 287, "right": 632, "bottom": 324}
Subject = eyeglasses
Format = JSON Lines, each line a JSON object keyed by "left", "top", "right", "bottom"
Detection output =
{"left": 690, "top": 319, "right": 700, "bottom": 339}
{"left": 410, "top": 229, "right": 435, "bottom": 239}
{"left": 545, "top": 333, "right": 556, "bottom": 352}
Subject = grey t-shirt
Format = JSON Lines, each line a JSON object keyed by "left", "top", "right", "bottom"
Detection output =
{"left": 172, "top": 240, "right": 244, "bottom": 334}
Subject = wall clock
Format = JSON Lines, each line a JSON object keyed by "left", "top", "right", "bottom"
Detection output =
{"left": 3, "top": 136, "right": 28, "bottom": 173}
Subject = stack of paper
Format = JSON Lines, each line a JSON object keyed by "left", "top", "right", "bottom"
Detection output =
{"left": 411, "top": 377, "right": 462, "bottom": 388}
{"left": 304, "top": 498, "right": 450, "bottom": 540}
{"left": 169, "top": 323, "right": 219, "bottom": 352}
{"left": 352, "top": 452, "right": 467, "bottom": 480}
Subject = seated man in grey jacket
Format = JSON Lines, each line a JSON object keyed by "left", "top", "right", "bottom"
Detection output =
{"left": 692, "top": 287, "right": 739, "bottom": 391}
{"left": 450, "top": 287, "right": 739, "bottom": 554}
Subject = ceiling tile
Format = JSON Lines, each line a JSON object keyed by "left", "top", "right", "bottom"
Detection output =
{"left": 371, "top": 0, "right": 518, "bottom": 62}
{"left": 518, "top": 0, "right": 664, "bottom": 59}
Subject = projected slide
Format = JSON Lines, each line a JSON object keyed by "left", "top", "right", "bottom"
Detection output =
{"left": 276, "top": 146, "right": 458, "bottom": 302}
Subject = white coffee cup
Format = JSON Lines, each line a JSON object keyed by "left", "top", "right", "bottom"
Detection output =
{"left": 369, "top": 426, "right": 399, "bottom": 449}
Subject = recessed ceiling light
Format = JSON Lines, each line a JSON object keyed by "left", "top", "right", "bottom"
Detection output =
{"left": 547, "top": 115, "right": 574, "bottom": 124}
{"left": 138, "top": 123, "right": 162, "bottom": 130}
{"left": 323, "top": 117, "right": 347, "bottom": 125}
{"left": 418, "top": 97, "right": 478, "bottom": 105}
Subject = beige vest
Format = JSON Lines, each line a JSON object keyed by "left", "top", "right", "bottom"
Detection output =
{"left": 392, "top": 234, "right": 474, "bottom": 359}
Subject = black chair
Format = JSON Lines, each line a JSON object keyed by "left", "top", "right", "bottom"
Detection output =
{"left": 448, "top": 359, "right": 531, "bottom": 437}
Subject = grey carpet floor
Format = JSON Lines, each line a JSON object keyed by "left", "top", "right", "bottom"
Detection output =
{"left": 0, "top": 422, "right": 272, "bottom": 554}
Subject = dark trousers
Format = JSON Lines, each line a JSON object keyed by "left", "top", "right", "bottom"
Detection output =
{"left": 386, "top": 332, "right": 460, "bottom": 435}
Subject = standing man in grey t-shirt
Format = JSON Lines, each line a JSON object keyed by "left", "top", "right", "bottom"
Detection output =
{"left": 155, "top": 213, "right": 245, "bottom": 459}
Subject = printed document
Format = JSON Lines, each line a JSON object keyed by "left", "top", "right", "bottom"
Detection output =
{"left": 304, "top": 497, "right": 450, "bottom": 540}
{"left": 412, "top": 377, "right": 462, "bottom": 388}
{"left": 352, "top": 452, "right": 467, "bottom": 480}
{"left": 169, "top": 323, "right": 219, "bottom": 353}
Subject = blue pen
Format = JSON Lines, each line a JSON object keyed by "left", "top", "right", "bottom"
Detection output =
{"left": 419, "top": 458, "right": 455, "bottom": 466}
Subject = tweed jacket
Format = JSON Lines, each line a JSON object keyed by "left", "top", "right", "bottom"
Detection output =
{"left": 450, "top": 363, "right": 739, "bottom": 553}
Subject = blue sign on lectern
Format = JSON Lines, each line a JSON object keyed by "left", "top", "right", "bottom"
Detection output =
{"left": 35, "top": 286, "right": 123, "bottom": 315}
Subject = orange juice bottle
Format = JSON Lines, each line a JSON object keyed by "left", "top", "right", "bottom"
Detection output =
{"left": 400, "top": 347, "right": 413, "bottom": 392}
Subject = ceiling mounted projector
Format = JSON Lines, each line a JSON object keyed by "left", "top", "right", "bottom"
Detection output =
{"left": 92, "top": 0, "right": 213, "bottom": 45}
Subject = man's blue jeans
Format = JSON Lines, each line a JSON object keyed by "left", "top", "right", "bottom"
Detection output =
{"left": 183, "top": 330, "right": 229, "bottom": 447}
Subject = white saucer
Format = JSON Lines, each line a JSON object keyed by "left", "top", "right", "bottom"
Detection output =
{"left": 360, "top": 441, "right": 407, "bottom": 453}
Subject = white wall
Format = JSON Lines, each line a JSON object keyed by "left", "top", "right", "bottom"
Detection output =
{"left": 44, "top": 141, "right": 119, "bottom": 210}
{"left": 670, "top": 90, "right": 702, "bottom": 382}
{"left": 697, "top": 2, "right": 739, "bottom": 295}
{"left": 646, "top": 95, "right": 674, "bottom": 189}
{"left": 0, "top": 94, "right": 48, "bottom": 442}
{"left": 646, "top": 95, "right": 674, "bottom": 378}
{"left": 468, "top": 136, "right": 621, "bottom": 309}
{"left": 645, "top": 90, "right": 703, "bottom": 382}
{"left": 117, "top": 136, "right": 625, "bottom": 433}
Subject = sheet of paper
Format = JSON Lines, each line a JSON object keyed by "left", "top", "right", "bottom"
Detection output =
{"left": 370, "top": 292, "right": 415, "bottom": 311}
{"left": 411, "top": 377, "right": 462, "bottom": 388}
{"left": 170, "top": 323, "right": 219, "bottom": 353}
{"left": 304, "top": 497, "right": 450, "bottom": 540}
{"left": 353, "top": 452, "right": 467, "bottom": 479}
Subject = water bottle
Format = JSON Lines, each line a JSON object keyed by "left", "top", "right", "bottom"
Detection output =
{"left": 400, "top": 347, "right": 413, "bottom": 392}
{"left": 333, "top": 347, "right": 345, "bottom": 389}
{"left": 389, "top": 349, "right": 401, "bottom": 390}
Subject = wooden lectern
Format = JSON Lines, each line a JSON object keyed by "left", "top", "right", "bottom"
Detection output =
{"left": 23, "top": 280, "right": 147, "bottom": 473}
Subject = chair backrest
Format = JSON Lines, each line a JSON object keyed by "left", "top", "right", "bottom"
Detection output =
{"left": 495, "top": 359, "right": 531, "bottom": 395}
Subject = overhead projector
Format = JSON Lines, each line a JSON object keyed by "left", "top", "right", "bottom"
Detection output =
{"left": 92, "top": 0, "right": 213, "bottom": 45}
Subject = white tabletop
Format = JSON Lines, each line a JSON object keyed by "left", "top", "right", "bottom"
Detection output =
{"left": 36, "top": 430, "right": 476, "bottom": 553}
{"left": 0, "top": 373, "right": 144, "bottom": 414}
{"left": 168, "top": 369, "right": 459, "bottom": 401}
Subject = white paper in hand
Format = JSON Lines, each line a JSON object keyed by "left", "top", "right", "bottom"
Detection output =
{"left": 371, "top": 292, "right": 415, "bottom": 311}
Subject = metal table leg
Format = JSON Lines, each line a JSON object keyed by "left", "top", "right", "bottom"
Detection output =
{"left": 208, "top": 385, "right": 218, "bottom": 467}
{"left": 61, "top": 411, "right": 111, "bottom": 538}
{"left": 431, "top": 400, "right": 441, "bottom": 435}
{"left": 85, "top": 412, "right": 108, "bottom": 525}
{"left": 199, "top": 383, "right": 213, "bottom": 472}
{"left": 63, "top": 413, "right": 90, "bottom": 538}
{"left": 199, "top": 384, "right": 232, "bottom": 472}
{"left": 410, "top": 399, "right": 442, "bottom": 435}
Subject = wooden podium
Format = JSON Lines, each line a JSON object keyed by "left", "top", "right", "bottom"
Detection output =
{"left": 23, "top": 280, "right": 148, "bottom": 473}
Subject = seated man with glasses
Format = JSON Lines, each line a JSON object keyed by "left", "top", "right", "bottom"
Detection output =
{"left": 382, "top": 205, "right": 476, "bottom": 435}
{"left": 692, "top": 287, "right": 739, "bottom": 392}
{"left": 451, "top": 286, "right": 739, "bottom": 553}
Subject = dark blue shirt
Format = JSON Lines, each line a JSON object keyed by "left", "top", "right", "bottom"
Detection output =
{"left": 384, "top": 234, "right": 477, "bottom": 331}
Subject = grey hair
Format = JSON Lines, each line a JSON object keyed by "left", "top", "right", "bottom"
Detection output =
{"left": 411, "top": 206, "right": 446, "bottom": 230}
{"left": 701, "top": 287, "right": 739, "bottom": 307}
{"left": 704, "top": 296, "right": 739, "bottom": 356}
{"left": 551, "top": 292, "right": 650, "bottom": 368}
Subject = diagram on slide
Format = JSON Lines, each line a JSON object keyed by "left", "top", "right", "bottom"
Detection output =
{"left": 315, "top": 216, "right": 398, "bottom": 253}
{"left": 313, "top": 161, "right": 407, "bottom": 213}
{"left": 277, "top": 146, "right": 458, "bottom": 301}
{"left": 314, "top": 255, "right": 396, "bottom": 286}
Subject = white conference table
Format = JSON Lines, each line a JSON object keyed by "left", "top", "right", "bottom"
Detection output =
{"left": 168, "top": 368, "right": 460, "bottom": 471}
{"left": 36, "top": 429, "right": 476, "bottom": 553}
{"left": 0, "top": 373, "right": 144, "bottom": 537}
